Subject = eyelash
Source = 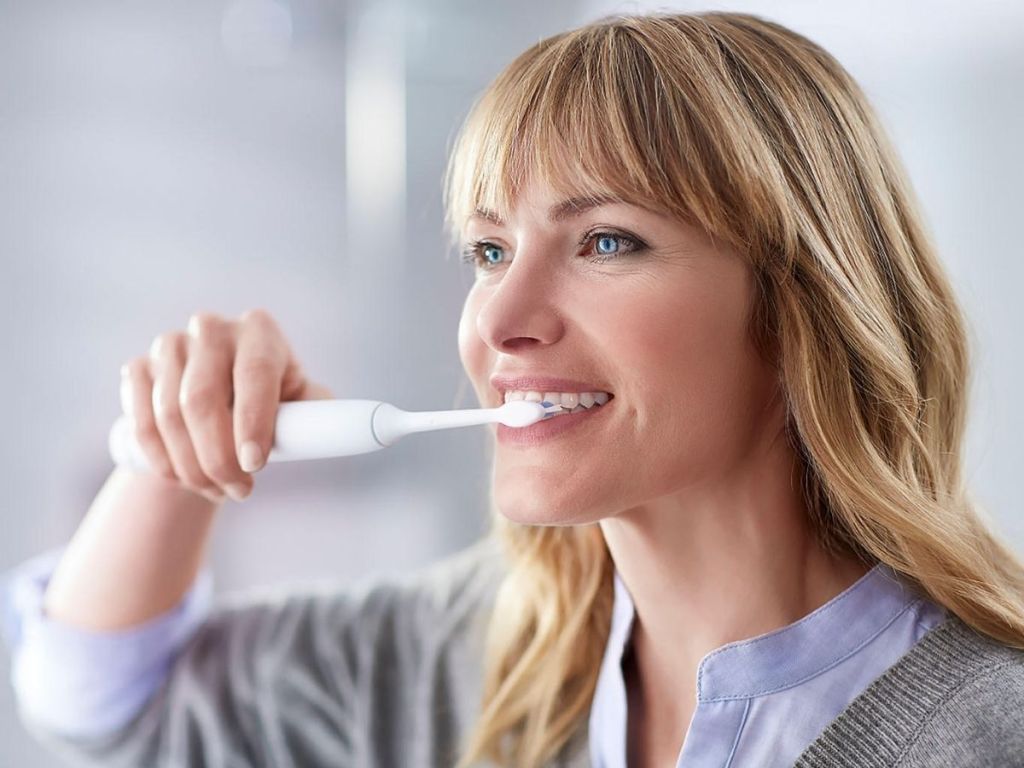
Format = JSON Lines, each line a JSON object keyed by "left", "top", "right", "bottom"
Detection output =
{"left": 460, "top": 230, "right": 647, "bottom": 271}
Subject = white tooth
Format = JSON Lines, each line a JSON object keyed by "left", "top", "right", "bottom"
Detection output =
{"left": 505, "top": 389, "right": 610, "bottom": 406}
{"left": 570, "top": 404, "right": 587, "bottom": 414}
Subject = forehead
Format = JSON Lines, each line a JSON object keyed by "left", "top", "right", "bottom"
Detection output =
{"left": 464, "top": 170, "right": 668, "bottom": 231}
{"left": 469, "top": 193, "right": 625, "bottom": 228}
{"left": 450, "top": 127, "right": 682, "bottom": 241}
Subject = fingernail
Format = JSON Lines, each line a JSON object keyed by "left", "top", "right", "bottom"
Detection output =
{"left": 239, "top": 441, "right": 263, "bottom": 473}
{"left": 226, "top": 483, "right": 251, "bottom": 502}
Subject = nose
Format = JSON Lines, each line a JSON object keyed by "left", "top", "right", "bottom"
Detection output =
{"left": 474, "top": 249, "right": 565, "bottom": 352}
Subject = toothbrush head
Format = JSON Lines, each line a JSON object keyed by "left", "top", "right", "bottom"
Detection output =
{"left": 496, "top": 400, "right": 566, "bottom": 427}
{"left": 539, "top": 400, "right": 568, "bottom": 418}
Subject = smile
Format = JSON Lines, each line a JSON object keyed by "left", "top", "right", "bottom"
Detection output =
{"left": 502, "top": 390, "right": 612, "bottom": 416}
{"left": 496, "top": 391, "right": 615, "bottom": 445}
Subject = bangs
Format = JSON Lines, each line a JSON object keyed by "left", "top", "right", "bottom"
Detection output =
{"left": 442, "top": 18, "right": 768, "bottom": 251}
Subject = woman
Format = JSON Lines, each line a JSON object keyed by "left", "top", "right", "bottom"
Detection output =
{"left": 4, "top": 10, "right": 1024, "bottom": 768}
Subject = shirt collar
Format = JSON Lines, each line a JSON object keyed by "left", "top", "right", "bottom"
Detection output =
{"left": 607, "top": 561, "right": 924, "bottom": 702}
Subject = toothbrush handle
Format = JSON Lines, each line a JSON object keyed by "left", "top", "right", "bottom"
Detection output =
{"left": 109, "top": 399, "right": 390, "bottom": 473}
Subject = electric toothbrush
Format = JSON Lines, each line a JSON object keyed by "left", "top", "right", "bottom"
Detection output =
{"left": 108, "top": 399, "right": 567, "bottom": 473}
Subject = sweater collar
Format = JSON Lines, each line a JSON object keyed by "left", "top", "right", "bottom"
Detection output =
{"left": 606, "top": 560, "right": 925, "bottom": 701}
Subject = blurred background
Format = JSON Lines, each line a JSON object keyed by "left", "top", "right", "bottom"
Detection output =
{"left": 1, "top": 0, "right": 1021, "bottom": 764}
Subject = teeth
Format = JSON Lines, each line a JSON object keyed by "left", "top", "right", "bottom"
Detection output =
{"left": 502, "top": 389, "right": 613, "bottom": 411}
{"left": 544, "top": 402, "right": 591, "bottom": 418}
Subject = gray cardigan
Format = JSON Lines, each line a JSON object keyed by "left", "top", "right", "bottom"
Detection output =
{"left": 21, "top": 537, "right": 1024, "bottom": 767}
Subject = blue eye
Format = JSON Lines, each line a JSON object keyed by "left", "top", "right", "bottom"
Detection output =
{"left": 585, "top": 231, "right": 643, "bottom": 262}
{"left": 460, "top": 230, "right": 645, "bottom": 271}
{"left": 483, "top": 244, "right": 503, "bottom": 264}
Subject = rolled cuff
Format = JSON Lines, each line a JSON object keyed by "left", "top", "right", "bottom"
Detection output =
{"left": 1, "top": 546, "right": 213, "bottom": 739}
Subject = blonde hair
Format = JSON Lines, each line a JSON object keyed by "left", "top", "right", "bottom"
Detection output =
{"left": 442, "top": 11, "right": 1024, "bottom": 767}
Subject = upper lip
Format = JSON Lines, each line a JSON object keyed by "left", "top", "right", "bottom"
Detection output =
{"left": 489, "top": 374, "right": 615, "bottom": 396}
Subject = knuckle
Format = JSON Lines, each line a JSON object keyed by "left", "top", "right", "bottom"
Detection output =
{"left": 183, "top": 481, "right": 215, "bottom": 499}
{"left": 180, "top": 467, "right": 215, "bottom": 493}
{"left": 202, "top": 453, "right": 237, "bottom": 483}
{"left": 133, "top": 412, "right": 159, "bottom": 438}
{"left": 121, "top": 357, "right": 146, "bottom": 378}
{"left": 150, "top": 332, "right": 185, "bottom": 361}
{"left": 152, "top": 401, "right": 177, "bottom": 422}
{"left": 144, "top": 449, "right": 173, "bottom": 478}
{"left": 149, "top": 333, "right": 169, "bottom": 359}
{"left": 234, "top": 353, "right": 277, "bottom": 378}
{"left": 239, "top": 307, "right": 274, "bottom": 327}
{"left": 152, "top": 384, "right": 182, "bottom": 421}
{"left": 187, "top": 311, "right": 225, "bottom": 340}
{"left": 133, "top": 429, "right": 172, "bottom": 475}
{"left": 179, "top": 383, "right": 220, "bottom": 416}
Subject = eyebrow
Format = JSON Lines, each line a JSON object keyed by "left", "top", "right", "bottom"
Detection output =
{"left": 470, "top": 194, "right": 622, "bottom": 226}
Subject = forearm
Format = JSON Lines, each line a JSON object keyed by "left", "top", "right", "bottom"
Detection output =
{"left": 42, "top": 467, "right": 220, "bottom": 630}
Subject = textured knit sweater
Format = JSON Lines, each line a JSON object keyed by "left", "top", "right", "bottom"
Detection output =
{"left": 10, "top": 536, "right": 1024, "bottom": 767}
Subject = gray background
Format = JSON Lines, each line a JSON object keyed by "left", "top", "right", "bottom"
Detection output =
{"left": 1, "top": 1, "right": 1021, "bottom": 765}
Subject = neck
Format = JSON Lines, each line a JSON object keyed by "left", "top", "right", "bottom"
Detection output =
{"left": 599, "top": 426, "right": 872, "bottom": 708}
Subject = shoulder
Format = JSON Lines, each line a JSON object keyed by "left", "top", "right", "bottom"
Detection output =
{"left": 798, "top": 614, "right": 1024, "bottom": 768}
{"left": 898, "top": 616, "right": 1024, "bottom": 766}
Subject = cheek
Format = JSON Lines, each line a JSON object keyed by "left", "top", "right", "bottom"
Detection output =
{"left": 610, "top": 267, "right": 771, "bottom": 479}
{"left": 610, "top": 282, "right": 747, "bottom": 407}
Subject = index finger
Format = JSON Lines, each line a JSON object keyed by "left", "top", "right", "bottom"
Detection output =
{"left": 232, "top": 311, "right": 288, "bottom": 473}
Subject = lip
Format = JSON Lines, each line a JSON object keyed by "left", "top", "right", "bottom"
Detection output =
{"left": 496, "top": 397, "right": 614, "bottom": 446}
{"left": 488, "top": 374, "right": 614, "bottom": 398}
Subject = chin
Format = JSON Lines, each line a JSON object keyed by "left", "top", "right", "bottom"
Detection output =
{"left": 494, "top": 504, "right": 580, "bottom": 527}
{"left": 491, "top": 482, "right": 601, "bottom": 527}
